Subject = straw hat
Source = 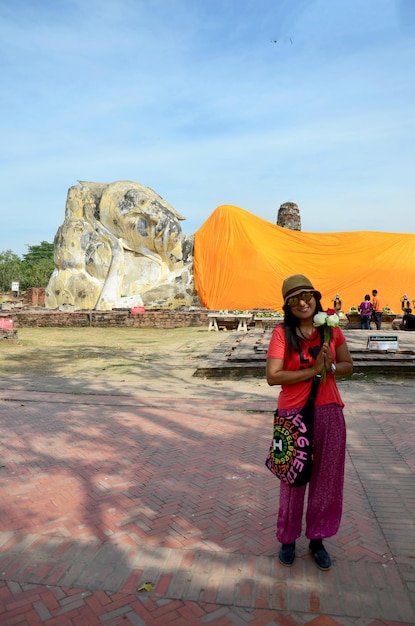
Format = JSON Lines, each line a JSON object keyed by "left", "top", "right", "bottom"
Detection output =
{"left": 282, "top": 274, "right": 321, "bottom": 304}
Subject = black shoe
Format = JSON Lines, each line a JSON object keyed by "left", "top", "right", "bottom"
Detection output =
{"left": 278, "top": 542, "right": 295, "bottom": 566}
{"left": 309, "top": 540, "right": 331, "bottom": 570}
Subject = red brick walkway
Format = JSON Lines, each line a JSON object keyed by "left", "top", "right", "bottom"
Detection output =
{"left": 0, "top": 384, "right": 414, "bottom": 625}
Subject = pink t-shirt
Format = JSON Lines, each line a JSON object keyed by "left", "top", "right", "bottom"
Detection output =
{"left": 359, "top": 301, "right": 372, "bottom": 316}
{"left": 267, "top": 323, "right": 345, "bottom": 409}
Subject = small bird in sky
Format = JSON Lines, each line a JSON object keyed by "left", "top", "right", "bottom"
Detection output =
{"left": 271, "top": 38, "right": 293, "bottom": 44}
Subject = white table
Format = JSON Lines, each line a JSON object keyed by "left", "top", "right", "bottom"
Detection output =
{"left": 207, "top": 313, "right": 252, "bottom": 332}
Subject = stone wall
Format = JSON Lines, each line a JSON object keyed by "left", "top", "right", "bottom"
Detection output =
{"left": 1, "top": 309, "right": 210, "bottom": 329}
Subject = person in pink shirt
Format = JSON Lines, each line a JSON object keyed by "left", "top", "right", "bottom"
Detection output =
{"left": 358, "top": 294, "right": 373, "bottom": 329}
{"left": 266, "top": 274, "right": 353, "bottom": 570}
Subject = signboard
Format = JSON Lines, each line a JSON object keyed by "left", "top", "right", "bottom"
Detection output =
{"left": 11, "top": 281, "right": 19, "bottom": 292}
{"left": 0, "top": 319, "right": 13, "bottom": 330}
{"left": 367, "top": 335, "right": 399, "bottom": 351}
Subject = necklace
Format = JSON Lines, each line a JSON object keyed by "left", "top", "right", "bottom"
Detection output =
{"left": 297, "top": 326, "right": 312, "bottom": 340}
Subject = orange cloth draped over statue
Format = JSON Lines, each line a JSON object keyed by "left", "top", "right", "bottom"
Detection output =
{"left": 193, "top": 204, "right": 414, "bottom": 314}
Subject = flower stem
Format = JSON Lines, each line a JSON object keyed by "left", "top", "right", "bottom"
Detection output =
{"left": 321, "top": 326, "right": 331, "bottom": 383}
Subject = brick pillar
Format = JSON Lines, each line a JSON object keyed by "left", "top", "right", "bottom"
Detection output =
{"left": 277, "top": 202, "right": 301, "bottom": 231}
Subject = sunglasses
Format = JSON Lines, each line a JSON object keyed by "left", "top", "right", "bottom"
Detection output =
{"left": 287, "top": 291, "right": 314, "bottom": 307}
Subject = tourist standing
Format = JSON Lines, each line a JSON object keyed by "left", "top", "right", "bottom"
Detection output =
{"left": 358, "top": 294, "right": 373, "bottom": 330}
{"left": 333, "top": 294, "right": 342, "bottom": 314}
{"left": 401, "top": 295, "right": 411, "bottom": 312}
{"left": 372, "top": 289, "right": 383, "bottom": 330}
{"left": 266, "top": 274, "right": 353, "bottom": 570}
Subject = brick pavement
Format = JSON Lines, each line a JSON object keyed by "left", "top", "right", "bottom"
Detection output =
{"left": 0, "top": 378, "right": 414, "bottom": 625}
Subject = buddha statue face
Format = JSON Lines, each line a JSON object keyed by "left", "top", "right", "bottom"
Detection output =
{"left": 99, "top": 183, "right": 183, "bottom": 259}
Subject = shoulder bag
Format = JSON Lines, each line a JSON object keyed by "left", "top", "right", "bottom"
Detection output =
{"left": 265, "top": 375, "right": 320, "bottom": 487}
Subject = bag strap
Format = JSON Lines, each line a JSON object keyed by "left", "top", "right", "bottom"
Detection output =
{"left": 307, "top": 330, "right": 323, "bottom": 403}
{"left": 307, "top": 375, "right": 321, "bottom": 404}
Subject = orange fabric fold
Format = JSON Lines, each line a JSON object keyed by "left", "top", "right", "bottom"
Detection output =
{"left": 194, "top": 204, "right": 414, "bottom": 314}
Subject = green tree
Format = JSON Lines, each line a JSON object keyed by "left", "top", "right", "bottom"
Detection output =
{"left": 20, "top": 241, "right": 55, "bottom": 289}
{"left": 20, "top": 257, "right": 55, "bottom": 290}
{"left": 0, "top": 250, "right": 22, "bottom": 293}
{"left": 22, "top": 241, "right": 54, "bottom": 263}
{"left": 0, "top": 242, "right": 55, "bottom": 292}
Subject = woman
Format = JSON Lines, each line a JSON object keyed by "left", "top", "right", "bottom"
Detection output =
{"left": 358, "top": 294, "right": 373, "bottom": 329}
{"left": 266, "top": 274, "right": 353, "bottom": 570}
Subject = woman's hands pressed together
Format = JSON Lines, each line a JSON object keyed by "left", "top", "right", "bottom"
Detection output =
{"left": 314, "top": 342, "right": 330, "bottom": 375}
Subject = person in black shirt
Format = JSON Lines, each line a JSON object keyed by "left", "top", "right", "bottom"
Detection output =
{"left": 402, "top": 308, "right": 415, "bottom": 331}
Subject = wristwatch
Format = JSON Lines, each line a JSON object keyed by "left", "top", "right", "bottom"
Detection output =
{"left": 331, "top": 363, "right": 337, "bottom": 374}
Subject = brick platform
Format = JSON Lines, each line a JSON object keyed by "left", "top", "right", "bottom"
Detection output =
{"left": 0, "top": 374, "right": 414, "bottom": 625}
{"left": 194, "top": 329, "right": 415, "bottom": 377}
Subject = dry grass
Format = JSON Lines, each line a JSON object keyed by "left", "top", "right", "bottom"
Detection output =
{"left": 1, "top": 326, "right": 226, "bottom": 381}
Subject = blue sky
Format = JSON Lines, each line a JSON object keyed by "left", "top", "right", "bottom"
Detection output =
{"left": 1, "top": 0, "right": 414, "bottom": 256}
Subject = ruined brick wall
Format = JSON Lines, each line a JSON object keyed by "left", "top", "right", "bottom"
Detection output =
{"left": 23, "top": 288, "right": 46, "bottom": 306}
{"left": 277, "top": 202, "right": 301, "bottom": 231}
{"left": 4, "top": 309, "right": 210, "bottom": 329}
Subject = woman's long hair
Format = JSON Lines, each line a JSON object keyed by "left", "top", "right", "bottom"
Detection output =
{"left": 283, "top": 292, "right": 325, "bottom": 353}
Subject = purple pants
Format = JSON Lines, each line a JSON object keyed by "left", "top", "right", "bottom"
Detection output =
{"left": 276, "top": 403, "right": 346, "bottom": 543}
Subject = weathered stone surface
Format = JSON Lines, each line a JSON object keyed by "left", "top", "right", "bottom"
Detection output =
{"left": 277, "top": 202, "right": 301, "bottom": 231}
{"left": 45, "top": 181, "right": 200, "bottom": 310}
